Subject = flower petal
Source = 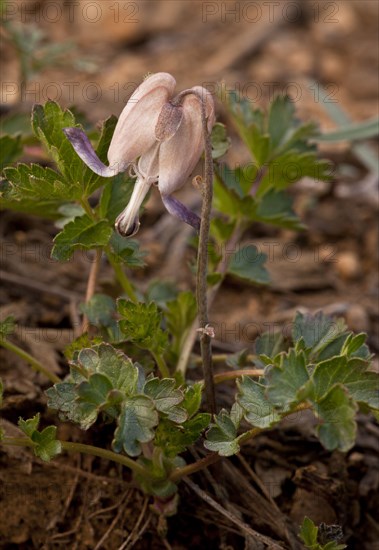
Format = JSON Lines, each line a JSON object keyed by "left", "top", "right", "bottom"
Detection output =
{"left": 157, "top": 87, "right": 215, "bottom": 196}
{"left": 137, "top": 143, "right": 159, "bottom": 181}
{"left": 108, "top": 72, "right": 176, "bottom": 169}
{"left": 161, "top": 194, "right": 200, "bottom": 231}
{"left": 63, "top": 128, "right": 118, "bottom": 177}
{"left": 115, "top": 177, "right": 152, "bottom": 237}
{"left": 155, "top": 103, "right": 183, "bottom": 142}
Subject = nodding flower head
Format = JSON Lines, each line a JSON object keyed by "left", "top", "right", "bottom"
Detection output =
{"left": 63, "top": 72, "right": 215, "bottom": 237}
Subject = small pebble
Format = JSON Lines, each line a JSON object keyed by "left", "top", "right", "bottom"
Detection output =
{"left": 345, "top": 304, "right": 370, "bottom": 333}
{"left": 335, "top": 251, "right": 361, "bottom": 280}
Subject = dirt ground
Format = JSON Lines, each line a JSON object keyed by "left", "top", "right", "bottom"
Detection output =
{"left": 0, "top": 1, "right": 378, "bottom": 548}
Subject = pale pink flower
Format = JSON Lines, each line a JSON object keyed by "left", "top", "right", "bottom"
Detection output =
{"left": 64, "top": 72, "right": 215, "bottom": 236}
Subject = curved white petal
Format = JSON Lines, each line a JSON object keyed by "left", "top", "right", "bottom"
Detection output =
{"left": 108, "top": 72, "right": 176, "bottom": 170}
{"left": 137, "top": 143, "right": 160, "bottom": 182}
{"left": 115, "top": 176, "right": 152, "bottom": 237}
{"left": 158, "top": 88, "right": 215, "bottom": 196}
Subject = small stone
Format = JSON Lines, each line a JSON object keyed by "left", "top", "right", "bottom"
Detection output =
{"left": 345, "top": 304, "right": 369, "bottom": 333}
{"left": 335, "top": 251, "right": 361, "bottom": 280}
{"left": 349, "top": 452, "right": 364, "bottom": 464}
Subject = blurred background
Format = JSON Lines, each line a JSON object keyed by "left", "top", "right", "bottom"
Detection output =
{"left": 1, "top": 0, "right": 378, "bottom": 126}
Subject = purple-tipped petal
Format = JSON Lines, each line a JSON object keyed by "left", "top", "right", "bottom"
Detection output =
{"left": 108, "top": 73, "right": 176, "bottom": 168}
{"left": 161, "top": 194, "right": 200, "bottom": 231}
{"left": 63, "top": 128, "right": 118, "bottom": 177}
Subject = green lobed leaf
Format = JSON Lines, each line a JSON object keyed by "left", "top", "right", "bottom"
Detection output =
{"left": 204, "top": 409, "right": 240, "bottom": 456}
{"left": 265, "top": 349, "right": 310, "bottom": 411}
{"left": 0, "top": 134, "right": 23, "bottom": 170}
{"left": 340, "top": 333, "right": 369, "bottom": 357}
{"left": 32, "top": 102, "right": 78, "bottom": 178}
{"left": 249, "top": 124, "right": 270, "bottom": 165}
{"left": 310, "top": 356, "right": 379, "bottom": 411}
{"left": 45, "top": 382, "right": 84, "bottom": 425}
{"left": 80, "top": 294, "right": 117, "bottom": 329}
{"left": 268, "top": 95, "right": 297, "bottom": 151}
{"left": 46, "top": 344, "right": 141, "bottom": 428}
{"left": 227, "top": 244, "right": 270, "bottom": 285}
{"left": 18, "top": 413, "right": 40, "bottom": 437}
{"left": 1, "top": 163, "right": 75, "bottom": 218}
{"left": 76, "top": 373, "right": 114, "bottom": 427}
{"left": 0, "top": 112, "right": 33, "bottom": 137}
{"left": 211, "top": 122, "right": 231, "bottom": 159}
{"left": 136, "top": 449, "right": 185, "bottom": 499}
{"left": 255, "top": 330, "right": 286, "bottom": 358}
{"left": 299, "top": 516, "right": 319, "bottom": 548}
{"left": 51, "top": 214, "right": 112, "bottom": 261}
{"left": 112, "top": 395, "right": 158, "bottom": 457}
{"left": 237, "top": 376, "right": 281, "bottom": 428}
{"left": 210, "top": 217, "right": 236, "bottom": 244}
{"left": 230, "top": 401, "right": 245, "bottom": 427}
{"left": 298, "top": 516, "right": 346, "bottom": 549}
{"left": 257, "top": 151, "right": 332, "bottom": 198}
{"left": 292, "top": 311, "right": 347, "bottom": 359}
{"left": 144, "top": 377, "right": 187, "bottom": 423}
{"left": 77, "top": 344, "right": 141, "bottom": 394}
{"left": 213, "top": 171, "right": 246, "bottom": 218}
{"left": 0, "top": 315, "right": 16, "bottom": 340}
{"left": 315, "top": 384, "right": 357, "bottom": 452}
{"left": 18, "top": 414, "right": 61, "bottom": 461}
{"left": 31, "top": 425, "right": 62, "bottom": 462}
{"left": 165, "top": 291, "right": 197, "bottom": 356}
{"left": 225, "top": 349, "right": 250, "bottom": 369}
{"left": 56, "top": 203, "right": 85, "bottom": 228}
{"left": 155, "top": 413, "right": 211, "bottom": 458}
{"left": 145, "top": 280, "right": 178, "bottom": 307}
{"left": 255, "top": 189, "right": 304, "bottom": 230}
{"left": 314, "top": 118, "right": 379, "bottom": 142}
{"left": 107, "top": 232, "right": 146, "bottom": 268}
{"left": 213, "top": 165, "right": 258, "bottom": 218}
{"left": 118, "top": 300, "right": 168, "bottom": 353}
{"left": 79, "top": 295, "right": 123, "bottom": 342}
{"left": 99, "top": 173, "right": 134, "bottom": 223}
{"left": 225, "top": 93, "right": 331, "bottom": 190}
{"left": 181, "top": 383, "right": 203, "bottom": 418}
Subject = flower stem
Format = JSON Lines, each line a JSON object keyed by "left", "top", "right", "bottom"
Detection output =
{"left": 212, "top": 369, "right": 263, "bottom": 384}
{"left": 1, "top": 437, "right": 148, "bottom": 477}
{"left": 0, "top": 338, "right": 61, "bottom": 384}
{"left": 79, "top": 197, "right": 95, "bottom": 218}
{"left": 152, "top": 351, "right": 170, "bottom": 378}
{"left": 193, "top": 353, "right": 257, "bottom": 366}
{"left": 176, "top": 221, "right": 245, "bottom": 376}
{"left": 105, "top": 251, "right": 138, "bottom": 303}
{"left": 82, "top": 248, "right": 102, "bottom": 333}
{"left": 194, "top": 93, "right": 217, "bottom": 414}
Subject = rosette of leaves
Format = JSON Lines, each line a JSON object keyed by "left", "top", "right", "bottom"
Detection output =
{"left": 46, "top": 344, "right": 209, "bottom": 463}
{"left": 205, "top": 312, "right": 378, "bottom": 456}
